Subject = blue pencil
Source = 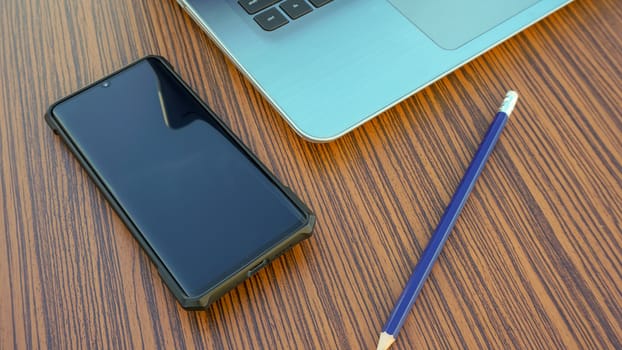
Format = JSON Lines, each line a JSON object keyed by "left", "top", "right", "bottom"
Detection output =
{"left": 377, "top": 91, "right": 519, "bottom": 350}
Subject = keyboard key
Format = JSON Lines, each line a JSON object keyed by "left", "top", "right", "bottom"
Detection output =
{"left": 239, "top": 0, "right": 280, "bottom": 15}
{"left": 308, "top": 0, "right": 332, "bottom": 7}
{"left": 254, "top": 8, "right": 289, "bottom": 31}
{"left": 280, "top": 0, "right": 313, "bottom": 19}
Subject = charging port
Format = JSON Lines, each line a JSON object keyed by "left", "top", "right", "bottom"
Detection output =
{"left": 247, "top": 259, "right": 269, "bottom": 277}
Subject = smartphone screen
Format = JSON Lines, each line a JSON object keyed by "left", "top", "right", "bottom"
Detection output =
{"left": 51, "top": 57, "right": 307, "bottom": 297}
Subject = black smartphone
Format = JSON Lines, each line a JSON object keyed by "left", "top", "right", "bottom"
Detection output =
{"left": 45, "top": 56, "right": 315, "bottom": 309}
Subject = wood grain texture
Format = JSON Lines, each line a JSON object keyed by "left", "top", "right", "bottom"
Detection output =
{"left": 1, "top": 0, "right": 621, "bottom": 349}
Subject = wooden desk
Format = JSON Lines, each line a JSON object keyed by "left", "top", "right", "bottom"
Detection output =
{"left": 1, "top": 1, "right": 620, "bottom": 348}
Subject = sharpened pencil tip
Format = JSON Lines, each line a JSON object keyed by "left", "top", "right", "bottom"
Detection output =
{"left": 376, "top": 332, "right": 396, "bottom": 350}
{"left": 499, "top": 90, "right": 519, "bottom": 116}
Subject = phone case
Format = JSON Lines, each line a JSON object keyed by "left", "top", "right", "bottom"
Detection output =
{"left": 45, "top": 55, "right": 315, "bottom": 310}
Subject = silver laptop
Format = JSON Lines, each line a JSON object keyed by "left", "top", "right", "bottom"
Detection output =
{"left": 176, "top": 0, "right": 572, "bottom": 141}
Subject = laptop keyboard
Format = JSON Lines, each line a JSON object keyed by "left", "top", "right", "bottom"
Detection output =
{"left": 239, "top": 0, "right": 332, "bottom": 31}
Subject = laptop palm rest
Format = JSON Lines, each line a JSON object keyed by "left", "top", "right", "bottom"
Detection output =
{"left": 387, "top": 0, "right": 541, "bottom": 50}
